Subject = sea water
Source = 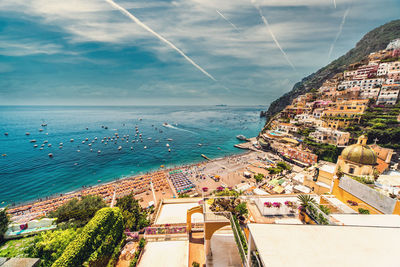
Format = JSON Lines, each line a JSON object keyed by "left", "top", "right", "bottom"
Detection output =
{"left": 0, "top": 105, "right": 265, "bottom": 206}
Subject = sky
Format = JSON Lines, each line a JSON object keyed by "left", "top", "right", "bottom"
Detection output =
{"left": 0, "top": 0, "right": 399, "bottom": 106}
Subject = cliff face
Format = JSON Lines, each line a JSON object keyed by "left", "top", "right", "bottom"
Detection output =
{"left": 264, "top": 19, "right": 400, "bottom": 122}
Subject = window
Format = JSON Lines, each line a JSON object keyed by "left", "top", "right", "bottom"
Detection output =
{"left": 349, "top": 167, "right": 355, "bottom": 174}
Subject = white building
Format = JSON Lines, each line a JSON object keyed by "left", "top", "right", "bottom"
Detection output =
{"left": 377, "top": 84, "right": 400, "bottom": 105}
{"left": 377, "top": 62, "right": 389, "bottom": 76}
{"left": 359, "top": 87, "right": 381, "bottom": 99}
{"left": 309, "top": 127, "right": 350, "bottom": 146}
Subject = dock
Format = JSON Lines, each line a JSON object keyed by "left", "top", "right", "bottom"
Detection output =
{"left": 234, "top": 137, "right": 257, "bottom": 150}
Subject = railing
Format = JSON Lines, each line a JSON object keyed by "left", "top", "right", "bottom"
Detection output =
{"left": 251, "top": 251, "right": 262, "bottom": 267}
{"left": 229, "top": 213, "right": 249, "bottom": 267}
{"left": 306, "top": 202, "right": 337, "bottom": 225}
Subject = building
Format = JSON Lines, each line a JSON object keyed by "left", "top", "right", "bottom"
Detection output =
{"left": 359, "top": 87, "right": 380, "bottom": 99}
{"left": 275, "top": 123, "right": 298, "bottom": 134}
{"left": 246, "top": 223, "right": 400, "bottom": 267}
{"left": 279, "top": 145, "right": 318, "bottom": 167}
{"left": 377, "top": 62, "right": 389, "bottom": 76}
{"left": 309, "top": 127, "right": 350, "bottom": 146}
{"left": 376, "top": 84, "right": 400, "bottom": 105}
{"left": 336, "top": 135, "right": 377, "bottom": 177}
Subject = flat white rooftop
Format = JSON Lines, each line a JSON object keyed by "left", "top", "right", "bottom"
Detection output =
{"left": 138, "top": 241, "right": 188, "bottom": 267}
{"left": 248, "top": 223, "right": 400, "bottom": 267}
{"left": 332, "top": 214, "right": 400, "bottom": 227}
{"left": 155, "top": 202, "right": 203, "bottom": 224}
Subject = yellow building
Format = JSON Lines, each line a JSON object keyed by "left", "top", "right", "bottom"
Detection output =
{"left": 335, "top": 135, "right": 377, "bottom": 176}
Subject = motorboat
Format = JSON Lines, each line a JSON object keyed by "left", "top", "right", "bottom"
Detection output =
{"left": 236, "top": 135, "right": 248, "bottom": 141}
{"left": 30, "top": 139, "right": 37, "bottom": 143}
{"left": 48, "top": 153, "right": 53, "bottom": 158}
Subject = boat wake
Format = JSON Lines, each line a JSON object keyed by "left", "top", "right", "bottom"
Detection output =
{"left": 162, "top": 124, "right": 197, "bottom": 135}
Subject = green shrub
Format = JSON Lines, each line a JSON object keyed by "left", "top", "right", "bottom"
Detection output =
{"left": 26, "top": 228, "right": 79, "bottom": 267}
{"left": 52, "top": 207, "right": 124, "bottom": 267}
{"left": 358, "top": 208, "right": 370, "bottom": 214}
{"left": 0, "top": 208, "right": 9, "bottom": 242}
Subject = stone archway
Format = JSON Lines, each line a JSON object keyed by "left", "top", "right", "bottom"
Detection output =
{"left": 186, "top": 205, "right": 203, "bottom": 232}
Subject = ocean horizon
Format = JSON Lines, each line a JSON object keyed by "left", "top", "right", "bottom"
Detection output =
{"left": 0, "top": 105, "right": 265, "bottom": 206}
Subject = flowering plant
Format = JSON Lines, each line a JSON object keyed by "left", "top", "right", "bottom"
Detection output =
{"left": 272, "top": 202, "right": 281, "bottom": 208}
{"left": 217, "top": 186, "right": 224, "bottom": 191}
{"left": 347, "top": 200, "right": 358, "bottom": 206}
{"left": 284, "top": 201, "right": 294, "bottom": 207}
{"left": 264, "top": 202, "right": 272, "bottom": 207}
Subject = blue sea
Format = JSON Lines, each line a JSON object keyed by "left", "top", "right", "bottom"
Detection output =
{"left": 0, "top": 105, "right": 265, "bottom": 206}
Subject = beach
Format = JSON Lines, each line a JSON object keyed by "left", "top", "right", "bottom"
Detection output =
{"left": 8, "top": 148, "right": 285, "bottom": 223}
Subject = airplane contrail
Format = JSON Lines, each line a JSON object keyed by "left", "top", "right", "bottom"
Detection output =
{"left": 252, "top": 2, "right": 296, "bottom": 71}
{"left": 328, "top": 7, "right": 351, "bottom": 60}
{"left": 105, "top": 0, "right": 217, "bottom": 82}
{"left": 216, "top": 10, "right": 239, "bottom": 31}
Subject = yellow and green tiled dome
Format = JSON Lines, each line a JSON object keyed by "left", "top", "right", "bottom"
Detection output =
{"left": 341, "top": 135, "right": 377, "bottom": 165}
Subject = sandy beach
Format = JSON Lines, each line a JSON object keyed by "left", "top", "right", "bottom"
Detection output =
{"left": 8, "top": 147, "right": 286, "bottom": 223}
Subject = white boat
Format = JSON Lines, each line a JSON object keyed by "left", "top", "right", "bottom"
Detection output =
{"left": 147, "top": 137, "right": 152, "bottom": 140}
{"left": 88, "top": 143, "right": 92, "bottom": 147}
{"left": 162, "top": 122, "right": 169, "bottom": 127}
{"left": 25, "top": 132, "right": 30, "bottom": 136}
{"left": 39, "top": 129, "right": 43, "bottom": 132}
{"left": 48, "top": 153, "right": 53, "bottom": 158}
{"left": 94, "top": 137, "right": 98, "bottom": 140}
{"left": 44, "top": 140, "right": 48, "bottom": 144}
{"left": 198, "top": 144, "right": 202, "bottom": 146}
{"left": 77, "top": 150, "right": 80, "bottom": 152}
{"left": 118, "top": 146, "right": 122, "bottom": 150}
{"left": 167, "top": 138, "right": 173, "bottom": 141}
{"left": 168, "top": 149, "right": 171, "bottom": 152}
{"left": 130, "top": 147, "right": 133, "bottom": 150}
{"left": 48, "top": 144, "right": 52, "bottom": 147}
{"left": 85, "top": 138, "right": 88, "bottom": 141}
{"left": 41, "top": 144, "right": 44, "bottom": 147}
{"left": 40, "top": 147, "right": 43, "bottom": 150}
{"left": 166, "top": 143, "right": 170, "bottom": 147}
{"left": 33, "top": 144, "right": 38, "bottom": 148}
{"left": 144, "top": 146, "right": 147, "bottom": 149}
{"left": 59, "top": 143, "right": 63, "bottom": 146}
{"left": 97, "top": 150, "right": 101, "bottom": 154}
{"left": 82, "top": 141, "right": 86, "bottom": 144}
{"left": 30, "top": 139, "right": 36, "bottom": 143}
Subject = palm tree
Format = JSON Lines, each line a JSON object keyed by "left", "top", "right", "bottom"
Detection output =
{"left": 297, "top": 194, "right": 317, "bottom": 209}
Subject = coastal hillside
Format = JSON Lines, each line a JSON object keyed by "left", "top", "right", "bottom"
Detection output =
{"left": 264, "top": 19, "right": 400, "bottom": 122}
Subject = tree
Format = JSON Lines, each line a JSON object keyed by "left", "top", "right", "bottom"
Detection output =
{"left": 25, "top": 228, "right": 79, "bottom": 267}
{"left": 234, "top": 202, "right": 248, "bottom": 217}
{"left": 0, "top": 208, "right": 9, "bottom": 242}
{"left": 336, "top": 166, "right": 344, "bottom": 179}
{"left": 254, "top": 173, "right": 265, "bottom": 183}
{"left": 116, "top": 193, "right": 149, "bottom": 231}
{"left": 297, "top": 194, "right": 317, "bottom": 210}
{"left": 49, "top": 195, "right": 106, "bottom": 227}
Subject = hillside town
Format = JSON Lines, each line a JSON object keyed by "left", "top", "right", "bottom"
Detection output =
{"left": 2, "top": 40, "right": 400, "bottom": 267}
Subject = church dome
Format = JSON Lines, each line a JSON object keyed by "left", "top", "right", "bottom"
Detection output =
{"left": 341, "top": 135, "right": 377, "bottom": 165}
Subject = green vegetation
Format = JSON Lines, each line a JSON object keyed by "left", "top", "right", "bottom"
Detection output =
{"left": 116, "top": 193, "right": 149, "bottom": 231}
{"left": 0, "top": 236, "right": 33, "bottom": 258}
{"left": 49, "top": 195, "right": 106, "bottom": 228}
{"left": 230, "top": 215, "right": 248, "bottom": 262}
{"left": 129, "top": 238, "right": 146, "bottom": 267}
{"left": 254, "top": 173, "right": 265, "bottom": 183}
{"left": 263, "top": 19, "right": 400, "bottom": 123}
{"left": 351, "top": 175, "right": 374, "bottom": 185}
{"left": 25, "top": 228, "right": 79, "bottom": 267}
{"left": 297, "top": 127, "right": 315, "bottom": 137}
{"left": 192, "top": 262, "right": 200, "bottom": 267}
{"left": 0, "top": 208, "right": 9, "bottom": 242}
{"left": 52, "top": 207, "right": 124, "bottom": 267}
{"left": 234, "top": 202, "right": 248, "bottom": 217}
{"left": 267, "top": 161, "right": 292, "bottom": 174}
{"left": 303, "top": 138, "right": 341, "bottom": 163}
{"left": 349, "top": 104, "right": 400, "bottom": 149}
{"left": 178, "top": 193, "right": 190, "bottom": 198}
{"left": 358, "top": 208, "right": 370, "bottom": 214}
{"left": 319, "top": 205, "right": 331, "bottom": 215}
{"left": 214, "top": 188, "right": 240, "bottom": 197}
